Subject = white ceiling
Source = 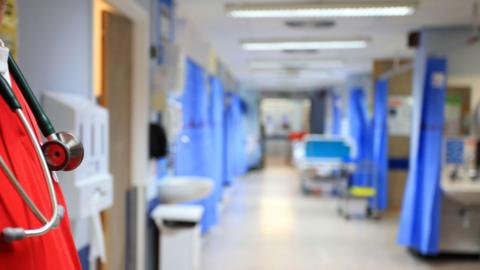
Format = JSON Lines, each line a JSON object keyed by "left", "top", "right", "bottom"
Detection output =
{"left": 176, "top": 0, "right": 476, "bottom": 91}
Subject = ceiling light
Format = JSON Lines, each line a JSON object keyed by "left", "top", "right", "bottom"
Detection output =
{"left": 285, "top": 20, "right": 336, "bottom": 29}
{"left": 242, "top": 40, "right": 367, "bottom": 51}
{"left": 252, "top": 69, "right": 331, "bottom": 78}
{"left": 250, "top": 60, "right": 344, "bottom": 70}
{"left": 227, "top": 1, "right": 416, "bottom": 18}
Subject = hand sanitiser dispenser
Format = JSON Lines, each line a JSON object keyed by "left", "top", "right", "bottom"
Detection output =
{"left": 42, "top": 92, "right": 113, "bottom": 268}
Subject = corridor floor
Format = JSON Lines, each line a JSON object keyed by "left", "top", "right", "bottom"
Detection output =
{"left": 201, "top": 166, "right": 480, "bottom": 270}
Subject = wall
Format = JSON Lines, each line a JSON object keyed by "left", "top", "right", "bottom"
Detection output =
{"left": 261, "top": 98, "right": 308, "bottom": 136}
{"left": 175, "top": 17, "right": 211, "bottom": 69}
{"left": 447, "top": 41, "right": 480, "bottom": 110}
{"left": 135, "top": 0, "right": 150, "bottom": 10}
{"left": 17, "top": 0, "right": 93, "bottom": 99}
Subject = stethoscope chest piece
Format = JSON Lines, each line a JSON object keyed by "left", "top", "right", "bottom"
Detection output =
{"left": 42, "top": 132, "right": 84, "bottom": 171}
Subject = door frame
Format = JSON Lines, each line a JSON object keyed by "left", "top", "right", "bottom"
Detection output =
{"left": 95, "top": 1, "right": 150, "bottom": 269}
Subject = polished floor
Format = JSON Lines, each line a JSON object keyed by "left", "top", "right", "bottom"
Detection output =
{"left": 201, "top": 166, "right": 480, "bottom": 270}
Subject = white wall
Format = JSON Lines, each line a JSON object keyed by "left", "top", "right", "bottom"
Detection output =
{"left": 17, "top": 0, "right": 93, "bottom": 99}
{"left": 176, "top": 0, "right": 218, "bottom": 69}
{"left": 175, "top": 17, "right": 211, "bottom": 69}
{"left": 135, "top": 0, "right": 150, "bottom": 10}
{"left": 447, "top": 40, "right": 480, "bottom": 109}
{"left": 261, "top": 98, "right": 308, "bottom": 135}
{"left": 448, "top": 40, "right": 480, "bottom": 75}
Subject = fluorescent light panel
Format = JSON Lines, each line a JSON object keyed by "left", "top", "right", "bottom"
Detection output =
{"left": 227, "top": 2, "right": 416, "bottom": 18}
{"left": 242, "top": 40, "right": 367, "bottom": 51}
{"left": 250, "top": 60, "right": 344, "bottom": 69}
{"left": 252, "top": 69, "right": 330, "bottom": 78}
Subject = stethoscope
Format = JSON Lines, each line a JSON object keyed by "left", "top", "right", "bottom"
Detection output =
{"left": 0, "top": 54, "right": 84, "bottom": 242}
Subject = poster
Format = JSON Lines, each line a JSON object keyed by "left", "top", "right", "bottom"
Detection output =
{"left": 444, "top": 95, "right": 462, "bottom": 136}
{"left": 388, "top": 96, "right": 413, "bottom": 136}
{"left": 0, "top": 0, "right": 17, "bottom": 56}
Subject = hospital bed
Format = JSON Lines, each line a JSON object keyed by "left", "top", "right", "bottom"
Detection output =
{"left": 294, "top": 135, "right": 379, "bottom": 220}
{"left": 293, "top": 135, "right": 354, "bottom": 195}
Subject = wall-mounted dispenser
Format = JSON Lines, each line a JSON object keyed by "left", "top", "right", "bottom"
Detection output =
{"left": 42, "top": 91, "right": 113, "bottom": 268}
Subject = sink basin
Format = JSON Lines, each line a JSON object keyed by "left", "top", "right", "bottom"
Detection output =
{"left": 442, "top": 179, "right": 480, "bottom": 205}
{"left": 157, "top": 176, "right": 214, "bottom": 204}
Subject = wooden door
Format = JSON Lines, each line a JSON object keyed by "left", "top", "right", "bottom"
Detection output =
{"left": 100, "top": 11, "right": 133, "bottom": 270}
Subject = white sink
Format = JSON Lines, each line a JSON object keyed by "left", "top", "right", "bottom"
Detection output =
{"left": 157, "top": 176, "right": 214, "bottom": 204}
{"left": 442, "top": 180, "right": 480, "bottom": 205}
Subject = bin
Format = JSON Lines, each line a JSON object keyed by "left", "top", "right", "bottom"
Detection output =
{"left": 150, "top": 205, "right": 204, "bottom": 270}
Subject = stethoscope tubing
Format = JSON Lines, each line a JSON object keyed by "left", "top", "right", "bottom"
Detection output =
{"left": 8, "top": 55, "right": 56, "bottom": 138}
{"left": 0, "top": 71, "right": 62, "bottom": 241}
{"left": 12, "top": 108, "right": 60, "bottom": 237}
{"left": 0, "top": 155, "right": 48, "bottom": 223}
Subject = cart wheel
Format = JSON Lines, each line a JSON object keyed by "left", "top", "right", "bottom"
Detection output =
{"left": 337, "top": 207, "right": 343, "bottom": 215}
{"left": 344, "top": 214, "right": 351, "bottom": 221}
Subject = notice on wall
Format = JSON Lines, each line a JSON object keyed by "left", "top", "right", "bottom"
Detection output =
{"left": 444, "top": 95, "right": 462, "bottom": 136}
{"left": 388, "top": 96, "right": 413, "bottom": 136}
{"left": 0, "top": 0, "right": 17, "bottom": 56}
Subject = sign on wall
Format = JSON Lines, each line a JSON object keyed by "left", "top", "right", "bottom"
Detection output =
{"left": 388, "top": 96, "right": 413, "bottom": 136}
{"left": 444, "top": 95, "right": 462, "bottom": 136}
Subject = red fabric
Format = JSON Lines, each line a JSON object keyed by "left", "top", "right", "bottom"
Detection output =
{"left": 0, "top": 77, "right": 81, "bottom": 269}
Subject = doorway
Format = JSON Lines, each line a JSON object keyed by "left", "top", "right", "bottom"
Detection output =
{"left": 260, "top": 98, "right": 311, "bottom": 166}
{"left": 98, "top": 11, "right": 134, "bottom": 270}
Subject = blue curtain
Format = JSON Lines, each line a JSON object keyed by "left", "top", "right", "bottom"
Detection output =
{"left": 331, "top": 94, "right": 342, "bottom": 136}
{"left": 208, "top": 76, "right": 225, "bottom": 210}
{"left": 398, "top": 57, "right": 447, "bottom": 255}
{"left": 180, "top": 59, "right": 208, "bottom": 126}
{"left": 235, "top": 98, "right": 248, "bottom": 176}
{"left": 174, "top": 59, "right": 217, "bottom": 233}
{"left": 223, "top": 93, "right": 247, "bottom": 186}
{"left": 372, "top": 80, "right": 389, "bottom": 210}
{"left": 222, "top": 96, "right": 230, "bottom": 186}
{"left": 348, "top": 88, "right": 372, "bottom": 187}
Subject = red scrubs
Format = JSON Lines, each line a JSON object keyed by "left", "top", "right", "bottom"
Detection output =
{"left": 0, "top": 77, "right": 81, "bottom": 269}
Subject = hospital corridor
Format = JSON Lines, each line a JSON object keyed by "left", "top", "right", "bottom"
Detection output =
{"left": 3, "top": 0, "right": 480, "bottom": 270}
{"left": 201, "top": 166, "right": 479, "bottom": 270}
